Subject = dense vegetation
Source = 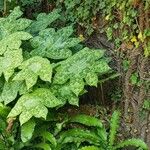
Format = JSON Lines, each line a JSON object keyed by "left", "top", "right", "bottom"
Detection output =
{"left": 0, "top": 0, "right": 149, "bottom": 150}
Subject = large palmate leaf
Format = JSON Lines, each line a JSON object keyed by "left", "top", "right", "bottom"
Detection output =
{"left": 0, "top": 80, "right": 27, "bottom": 105}
{"left": 0, "top": 31, "right": 32, "bottom": 55}
{"left": 0, "top": 48, "right": 23, "bottom": 81}
{"left": 30, "top": 26, "right": 81, "bottom": 59}
{"left": 8, "top": 88, "right": 63, "bottom": 125}
{"left": 50, "top": 84, "right": 79, "bottom": 106}
{"left": 13, "top": 56, "right": 52, "bottom": 89}
{"left": 27, "top": 9, "right": 60, "bottom": 34}
{"left": 0, "top": 7, "right": 31, "bottom": 37}
{"left": 54, "top": 47, "right": 110, "bottom": 96}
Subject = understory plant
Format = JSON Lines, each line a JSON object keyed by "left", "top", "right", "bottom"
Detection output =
{"left": 0, "top": 6, "right": 148, "bottom": 150}
{"left": 0, "top": 6, "right": 111, "bottom": 149}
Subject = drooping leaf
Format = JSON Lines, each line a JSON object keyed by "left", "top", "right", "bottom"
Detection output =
{"left": 21, "top": 119, "right": 36, "bottom": 142}
{"left": 1, "top": 80, "right": 27, "bottom": 105}
{"left": 57, "top": 128, "right": 100, "bottom": 147}
{"left": 0, "top": 6, "right": 31, "bottom": 36}
{"left": 79, "top": 146, "right": 100, "bottom": 150}
{"left": 13, "top": 56, "right": 52, "bottom": 89}
{"left": 0, "top": 103, "right": 10, "bottom": 118}
{"left": 40, "top": 131, "right": 57, "bottom": 147}
{"left": 27, "top": 9, "right": 60, "bottom": 34}
{"left": 70, "top": 114, "right": 103, "bottom": 128}
{"left": 115, "top": 138, "right": 148, "bottom": 150}
{"left": 0, "top": 48, "right": 23, "bottom": 81}
{"left": 30, "top": 26, "right": 81, "bottom": 59}
{"left": 8, "top": 88, "right": 63, "bottom": 125}
{"left": 34, "top": 143, "right": 51, "bottom": 150}
{"left": 54, "top": 47, "right": 110, "bottom": 95}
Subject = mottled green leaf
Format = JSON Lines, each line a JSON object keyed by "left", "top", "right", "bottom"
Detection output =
{"left": 0, "top": 31, "right": 32, "bottom": 55}
{"left": 27, "top": 9, "right": 60, "bottom": 33}
{"left": 0, "top": 7, "right": 32, "bottom": 36}
{"left": 54, "top": 47, "right": 110, "bottom": 95}
{"left": 0, "top": 48, "right": 23, "bottom": 81}
{"left": 13, "top": 56, "right": 52, "bottom": 89}
{"left": 8, "top": 88, "right": 63, "bottom": 125}
{"left": 50, "top": 84, "right": 79, "bottom": 106}
{"left": 21, "top": 119, "right": 36, "bottom": 142}
{"left": 30, "top": 26, "right": 80, "bottom": 59}
{"left": 1, "top": 80, "right": 27, "bottom": 105}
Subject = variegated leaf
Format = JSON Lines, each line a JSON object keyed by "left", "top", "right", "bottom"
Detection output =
{"left": 0, "top": 7, "right": 31, "bottom": 36}
{"left": 27, "top": 9, "right": 60, "bottom": 33}
{"left": 0, "top": 80, "right": 27, "bottom": 105}
{"left": 8, "top": 88, "right": 63, "bottom": 125}
{"left": 0, "top": 49, "right": 23, "bottom": 81}
{"left": 13, "top": 56, "right": 52, "bottom": 89}
{"left": 54, "top": 47, "right": 110, "bottom": 96}
{"left": 30, "top": 26, "right": 80, "bottom": 59}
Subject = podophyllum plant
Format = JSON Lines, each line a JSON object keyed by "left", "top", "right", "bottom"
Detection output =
{"left": 0, "top": 6, "right": 111, "bottom": 149}
{"left": 0, "top": 7, "right": 148, "bottom": 150}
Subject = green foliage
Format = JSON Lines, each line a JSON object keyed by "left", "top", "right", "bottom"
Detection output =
{"left": 30, "top": 26, "right": 80, "bottom": 59}
{"left": 143, "top": 99, "right": 150, "bottom": 111}
{"left": 0, "top": 5, "right": 148, "bottom": 150}
{"left": 8, "top": 88, "right": 63, "bottom": 125}
{"left": 13, "top": 56, "right": 52, "bottom": 89}
{"left": 57, "top": 0, "right": 102, "bottom": 35}
{"left": 108, "top": 111, "right": 120, "bottom": 147}
{"left": 79, "top": 146, "right": 99, "bottom": 150}
{"left": 0, "top": 7, "right": 111, "bottom": 149}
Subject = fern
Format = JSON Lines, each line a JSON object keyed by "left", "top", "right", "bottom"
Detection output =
{"left": 78, "top": 146, "right": 100, "bottom": 150}
{"left": 70, "top": 114, "right": 103, "bottom": 128}
{"left": 57, "top": 128, "right": 101, "bottom": 147}
{"left": 108, "top": 111, "right": 120, "bottom": 147}
{"left": 115, "top": 138, "right": 148, "bottom": 150}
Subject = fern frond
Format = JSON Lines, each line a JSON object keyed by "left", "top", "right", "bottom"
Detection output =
{"left": 108, "top": 110, "right": 120, "bottom": 147}
{"left": 78, "top": 146, "right": 100, "bottom": 150}
{"left": 114, "top": 138, "right": 148, "bottom": 150}
{"left": 57, "top": 128, "right": 100, "bottom": 147}
{"left": 70, "top": 114, "right": 103, "bottom": 128}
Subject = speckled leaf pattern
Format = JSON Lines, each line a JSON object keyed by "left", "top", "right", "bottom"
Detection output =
{"left": 21, "top": 119, "right": 35, "bottom": 142}
{"left": 0, "top": 7, "right": 31, "bottom": 36}
{"left": 8, "top": 88, "right": 63, "bottom": 125}
{"left": 13, "top": 56, "right": 52, "bottom": 89}
{"left": 0, "top": 32, "right": 32, "bottom": 55}
{"left": 30, "top": 26, "right": 81, "bottom": 59}
{"left": 0, "top": 49, "right": 23, "bottom": 81}
{"left": 27, "top": 9, "right": 60, "bottom": 33}
{"left": 50, "top": 84, "right": 79, "bottom": 106}
{"left": 54, "top": 47, "right": 110, "bottom": 96}
{"left": 0, "top": 80, "right": 27, "bottom": 105}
